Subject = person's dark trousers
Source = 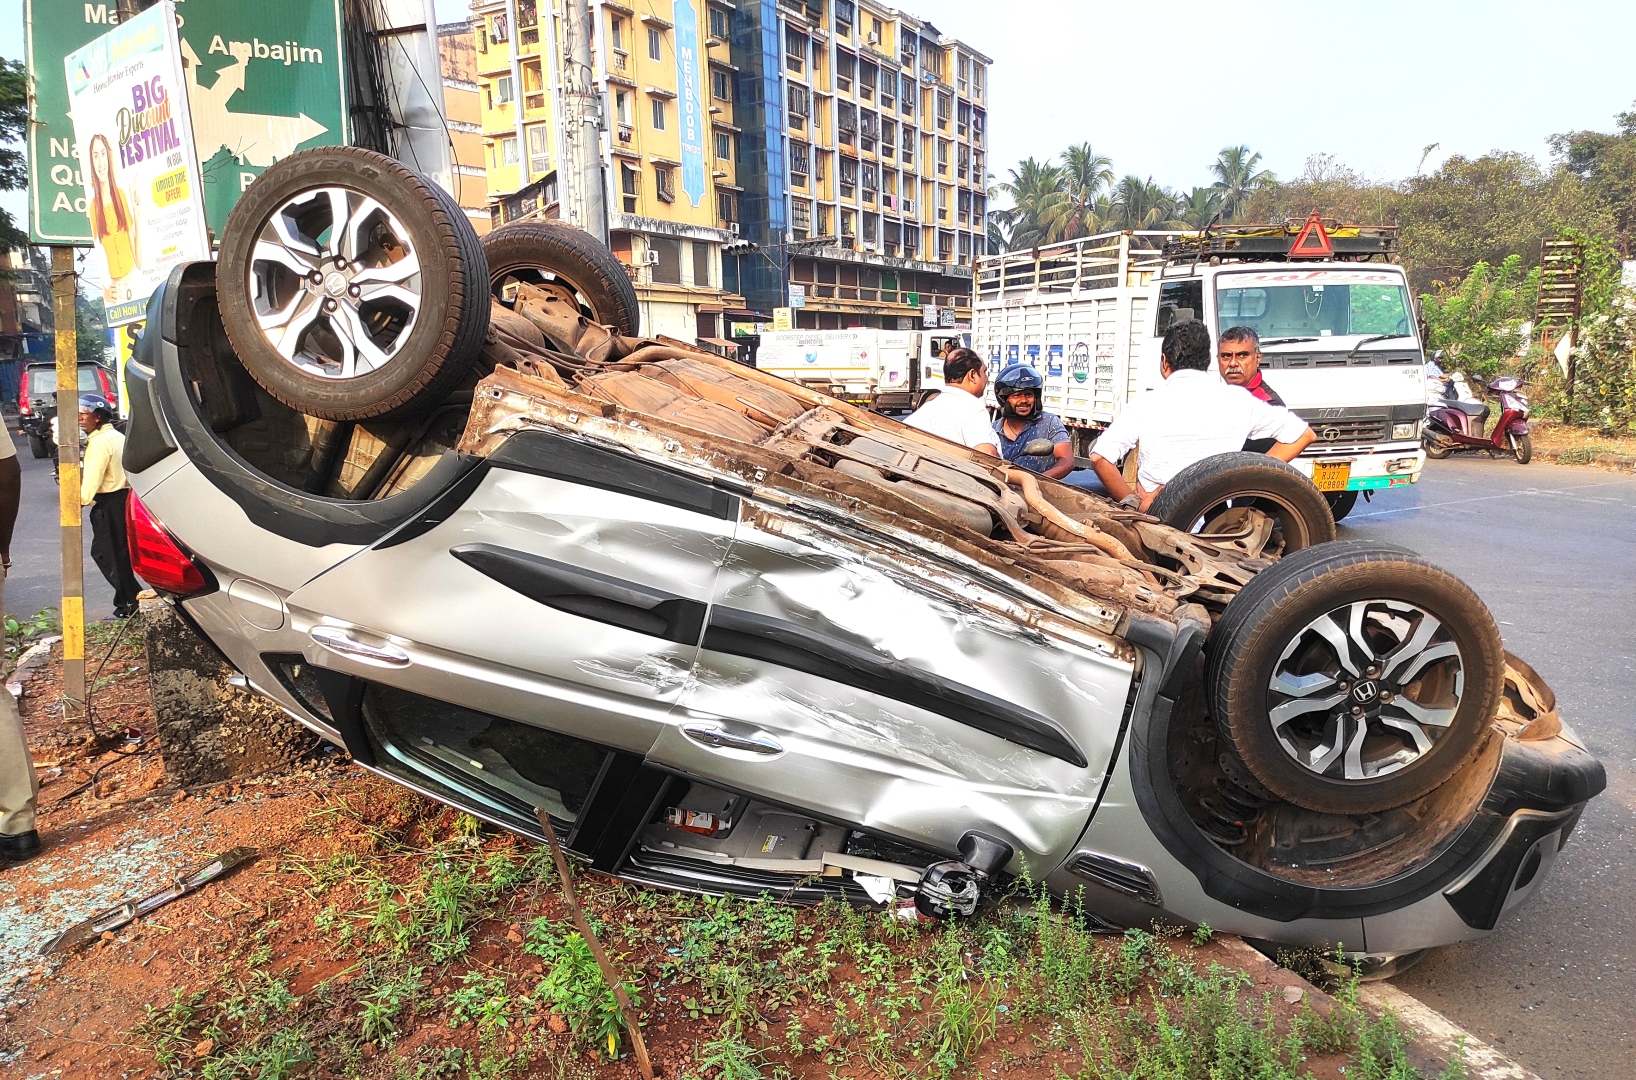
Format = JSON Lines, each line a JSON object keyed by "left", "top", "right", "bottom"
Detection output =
{"left": 89, "top": 488, "right": 141, "bottom": 617}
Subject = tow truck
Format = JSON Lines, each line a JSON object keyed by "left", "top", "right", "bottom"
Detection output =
{"left": 971, "top": 215, "right": 1428, "bottom": 518}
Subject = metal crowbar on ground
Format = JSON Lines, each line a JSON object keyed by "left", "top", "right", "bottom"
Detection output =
{"left": 39, "top": 846, "right": 258, "bottom": 955}
{"left": 533, "top": 807, "right": 656, "bottom": 1080}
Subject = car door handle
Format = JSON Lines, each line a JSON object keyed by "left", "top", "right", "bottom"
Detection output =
{"left": 681, "top": 724, "right": 784, "bottom": 756}
{"left": 310, "top": 625, "right": 411, "bottom": 667}
{"left": 451, "top": 543, "right": 707, "bottom": 647}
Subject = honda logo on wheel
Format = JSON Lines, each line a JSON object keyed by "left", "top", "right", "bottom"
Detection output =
{"left": 1351, "top": 680, "right": 1379, "bottom": 703}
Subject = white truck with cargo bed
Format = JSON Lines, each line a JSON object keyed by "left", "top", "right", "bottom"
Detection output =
{"left": 970, "top": 222, "right": 1428, "bottom": 512}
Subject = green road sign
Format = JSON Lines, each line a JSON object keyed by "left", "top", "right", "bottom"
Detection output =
{"left": 28, "top": 0, "right": 349, "bottom": 245}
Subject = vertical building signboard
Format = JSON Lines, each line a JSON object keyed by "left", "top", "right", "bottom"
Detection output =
{"left": 673, "top": 0, "right": 707, "bottom": 207}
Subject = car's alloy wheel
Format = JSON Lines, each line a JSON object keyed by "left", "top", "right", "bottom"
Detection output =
{"left": 217, "top": 147, "right": 489, "bottom": 422}
{"left": 1267, "top": 599, "right": 1465, "bottom": 782}
{"left": 1208, "top": 541, "right": 1502, "bottom": 814}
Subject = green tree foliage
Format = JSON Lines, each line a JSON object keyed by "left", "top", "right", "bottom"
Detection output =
{"left": 1211, "top": 145, "right": 1275, "bottom": 221}
{"left": 1550, "top": 106, "right": 1636, "bottom": 257}
{"left": 1552, "top": 296, "right": 1636, "bottom": 432}
{"left": 1176, "top": 186, "right": 1224, "bottom": 228}
{"left": 77, "top": 292, "right": 111, "bottom": 366}
{"left": 1108, "top": 174, "right": 1183, "bottom": 231}
{"left": 1419, "top": 255, "right": 1539, "bottom": 380}
{"left": 0, "top": 59, "right": 28, "bottom": 251}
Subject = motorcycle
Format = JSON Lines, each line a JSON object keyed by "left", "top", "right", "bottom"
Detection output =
{"left": 1423, "top": 370, "right": 1531, "bottom": 463}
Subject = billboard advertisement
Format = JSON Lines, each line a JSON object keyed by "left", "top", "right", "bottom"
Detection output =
{"left": 64, "top": 2, "right": 211, "bottom": 324}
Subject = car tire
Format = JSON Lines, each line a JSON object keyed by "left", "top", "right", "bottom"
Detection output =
{"left": 1207, "top": 542, "right": 1503, "bottom": 814}
{"left": 483, "top": 220, "right": 641, "bottom": 334}
{"left": 216, "top": 147, "right": 489, "bottom": 422}
{"left": 1324, "top": 489, "right": 1359, "bottom": 522}
{"left": 1511, "top": 433, "right": 1532, "bottom": 464}
{"left": 27, "top": 432, "right": 50, "bottom": 459}
{"left": 1148, "top": 452, "right": 1336, "bottom": 553}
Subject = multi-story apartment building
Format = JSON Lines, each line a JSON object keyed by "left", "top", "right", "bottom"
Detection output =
{"left": 469, "top": 0, "right": 744, "bottom": 341}
{"left": 438, "top": 22, "right": 494, "bottom": 235}
{"left": 727, "top": 0, "right": 988, "bottom": 329}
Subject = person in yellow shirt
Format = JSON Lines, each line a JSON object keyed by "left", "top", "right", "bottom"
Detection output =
{"left": 78, "top": 395, "right": 140, "bottom": 619}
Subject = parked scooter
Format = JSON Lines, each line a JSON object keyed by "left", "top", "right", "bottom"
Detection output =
{"left": 1423, "top": 363, "right": 1531, "bottom": 463}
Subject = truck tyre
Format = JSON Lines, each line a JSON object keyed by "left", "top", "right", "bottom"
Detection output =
{"left": 1148, "top": 452, "right": 1336, "bottom": 554}
{"left": 1325, "top": 490, "right": 1359, "bottom": 522}
{"left": 483, "top": 221, "right": 641, "bottom": 334}
{"left": 1207, "top": 542, "right": 1502, "bottom": 815}
{"left": 28, "top": 432, "right": 50, "bottom": 459}
{"left": 216, "top": 147, "right": 490, "bottom": 422}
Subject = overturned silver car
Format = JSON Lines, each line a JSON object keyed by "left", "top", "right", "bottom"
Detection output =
{"left": 119, "top": 149, "right": 1602, "bottom": 967}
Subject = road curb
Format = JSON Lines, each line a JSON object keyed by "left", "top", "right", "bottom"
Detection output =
{"left": 1218, "top": 937, "right": 1542, "bottom": 1080}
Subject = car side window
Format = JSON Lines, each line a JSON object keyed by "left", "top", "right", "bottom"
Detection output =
{"left": 1155, "top": 280, "right": 1203, "bottom": 336}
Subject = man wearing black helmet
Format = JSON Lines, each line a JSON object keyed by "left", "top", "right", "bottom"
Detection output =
{"left": 992, "top": 364, "right": 1074, "bottom": 479}
{"left": 78, "top": 394, "right": 141, "bottom": 619}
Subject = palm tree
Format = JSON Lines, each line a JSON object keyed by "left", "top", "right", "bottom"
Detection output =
{"left": 1109, "top": 175, "right": 1182, "bottom": 231}
{"left": 1059, "top": 143, "right": 1115, "bottom": 238}
{"left": 997, "top": 157, "right": 1069, "bottom": 249}
{"left": 1177, "top": 187, "right": 1223, "bottom": 229}
{"left": 1210, "top": 145, "right": 1275, "bottom": 221}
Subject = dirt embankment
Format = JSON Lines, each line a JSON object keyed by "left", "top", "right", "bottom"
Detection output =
{"left": 1, "top": 621, "right": 1450, "bottom": 1080}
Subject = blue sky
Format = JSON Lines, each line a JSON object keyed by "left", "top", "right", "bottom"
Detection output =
{"left": 7, "top": 0, "right": 1636, "bottom": 230}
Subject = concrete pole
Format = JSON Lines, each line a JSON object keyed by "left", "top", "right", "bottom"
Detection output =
{"left": 560, "top": 0, "right": 607, "bottom": 241}
{"left": 50, "top": 247, "right": 85, "bottom": 725}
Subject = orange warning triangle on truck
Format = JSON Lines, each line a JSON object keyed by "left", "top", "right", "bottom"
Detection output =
{"left": 1289, "top": 211, "right": 1334, "bottom": 258}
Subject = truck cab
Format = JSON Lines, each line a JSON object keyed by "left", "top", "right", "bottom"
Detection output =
{"left": 1143, "top": 223, "right": 1427, "bottom": 505}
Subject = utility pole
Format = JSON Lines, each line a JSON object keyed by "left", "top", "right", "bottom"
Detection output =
{"left": 559, "top": 0, "right": 607, "bottom": 242}
{"left": 51, "top": 248, "right": 84, "bottom": 726}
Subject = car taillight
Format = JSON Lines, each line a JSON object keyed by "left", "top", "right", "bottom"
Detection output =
{"left": 127, "top": 491, "right": 212, "bottom": 596}
{"left": 18, "top": 380, "right": 28, "bottom": 416}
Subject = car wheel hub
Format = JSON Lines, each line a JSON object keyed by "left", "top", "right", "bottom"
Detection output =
{"left": 1267, "top": 600, "right": 1464, "bottom": 782}
{"left": 247, "top": 186, "right": 422, "bottom": 380}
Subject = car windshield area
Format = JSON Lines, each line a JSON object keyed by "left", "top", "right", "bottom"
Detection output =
{"left": 1215, "top": 270, "right": 1414, "bottom": 342}
{"left": 27, "top": 366, "right": 105, "bottom": 396}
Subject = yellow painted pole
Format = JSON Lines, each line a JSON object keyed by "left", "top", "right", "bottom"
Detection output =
{"left": 51, "top": 246, "right": 85, "bottom": 725}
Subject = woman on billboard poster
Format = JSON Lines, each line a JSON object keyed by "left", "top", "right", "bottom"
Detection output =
{"left": 87, "top": 133, "right": 142, "bottom": 304}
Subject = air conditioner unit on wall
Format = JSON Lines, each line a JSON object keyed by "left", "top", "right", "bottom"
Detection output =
{"left": 728, "top": 222, "right": 740, "bottom": 235}
{"left": 867, "top": 32, "right": 880, "bottom": 45}
{"left": 643, "top": 250, "right": 661, "bottom": 265}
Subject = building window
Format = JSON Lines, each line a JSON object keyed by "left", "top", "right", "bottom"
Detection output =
{"left": 899, "top": 28, "right": 915, "bottom": 66}
{"left": 528, "top": 125, "right": 550, "bottom": 175}
{"left": 972, "top": 108, "right": 985, "bottom": 145}
{"left": 901, "top": 124, "right": 914, "bottom": 165}
{"left": 648, "top": 27, "right": 663, "bottom": 61}
{"left": 870, "top": 16, "right": 884, "bottom": 42}
{"left": 936, "top": 93, "right": 951, "bottom": 131}
{"left": 500, "top": 136, "right": 519, "bottom": 166}
{"left": 490, "top": 13, "right": 509, "bottom": 43}
{"left": 708, "top": 5, "right": 729, "bottom": 41}
{"left": 655, "top": 164, "right": 675, "bottom": 203}
{"left": 863, "top": 212, "right": 878, "bottom": 245}
{"left": 834, "top": 0, "right": 853, "bottom": 37}
{"left": 937, "top": 139, "right": 950, "bottom": 175}
{"left": 621, "top": 162, "right": 640, "bottom": 213}
{"left": 840, "top": 208, "right": 856, "bottom": 240}
{"left": 839, "top": 156, "right": 857, "bottom": 200}
{"left": 692, "top": 241, "right": 711, "bottom": 288}
{"left": 496, "top": 75, "right": 514, "bottom": 105}
{"left": 900, "top": 75, "right": 915, "bottom": 114}
{"left": 859, "top": 61, "right": 875, "bottom": 101}
{"left": 615, "top": 90, "right": 632, "bottom": 125}
{"left": 815, "top": 150, "right": 827, "bottom": 183}
{"left": 957, "top": 101, "right": 971, "bottom": 139}
{"left": 651, "top": 97, "right": 667, "bottom": 130}
{"left": 786, "top": 84, "right": 809, "bottom": 131}
{"left": 817, "top": 204, "right": 832, "bottom": 236}
{"left": 862, "top": 162, "right": 878, "bottom": 204}
{"left": 715, "top": 130, "right": 733, "bottom": 161}
{"left": 785, "top": 29, "right": 806, "bottom": 73}
{"left": 860, "top": 110, "right": 878, "bottom": 153}
{"left": 881, "top": 118, "right": 896, "bottom": 158}
{"left": 837, "top": 100, "right": 856, "bottom": 147}
{"left": 791, "top": 199, "right": 811, "bottom": 238}
{"left": 973, "top": 63, "right": 984, "bottom": 97}
{"left": 957, "top": 144, "right": 969, "bottom": 182}
{"left": 712, "top": 69, "right": 732, "bottom": 102}
{"left": 649, "top": 236, "right": 682, "bottom": 284}
{"left": 836, "top": 51, "right": 854, "bottom": 93}
{"left": 477, "top": 24, "right": 488, "bottom": 51}
{"left": 609, "top": 16, "right": 624, "bottom": 49}
{"left": 957, "top": 55, "right": 970, "bottom": 94}
{"left": 717, "top": 190, "right": 736, "bottom": 223}
{"left": 789, "top": 141, "right": 809, "bottom": 188}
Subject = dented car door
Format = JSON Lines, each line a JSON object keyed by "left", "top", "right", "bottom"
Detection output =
{"left": 653, "top": 496, "right": 1137, "bottom": 870}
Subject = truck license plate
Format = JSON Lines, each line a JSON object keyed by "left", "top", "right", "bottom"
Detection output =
{"left": 1312, "top": 460, "right": 1352, "bottom": 492}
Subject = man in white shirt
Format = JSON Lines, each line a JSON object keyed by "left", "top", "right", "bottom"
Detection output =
{"left": 1089, "top": 320, "right": 1315, "bottom": 510}
{"left": 904, "top": 349, "right": 1000, "bottom": 456}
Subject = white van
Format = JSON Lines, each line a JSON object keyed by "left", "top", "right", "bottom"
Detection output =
{"left": 755, "top": 328, "right": 970, "bottom": 412}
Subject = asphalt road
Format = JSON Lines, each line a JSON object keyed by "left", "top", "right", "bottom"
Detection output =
{"left": 1340, "top": 457, "right": 1635, "bottom": 1079}
{"left": 0, "top": 431, "right": 1630, "bottom": 1073}
{"left": 4, "top": 421, "right": 114, "bottom": 627}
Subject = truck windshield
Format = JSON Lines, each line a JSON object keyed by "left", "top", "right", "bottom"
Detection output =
{"left": 1215, "top": 270, "right": 1414, "bottom": 342}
